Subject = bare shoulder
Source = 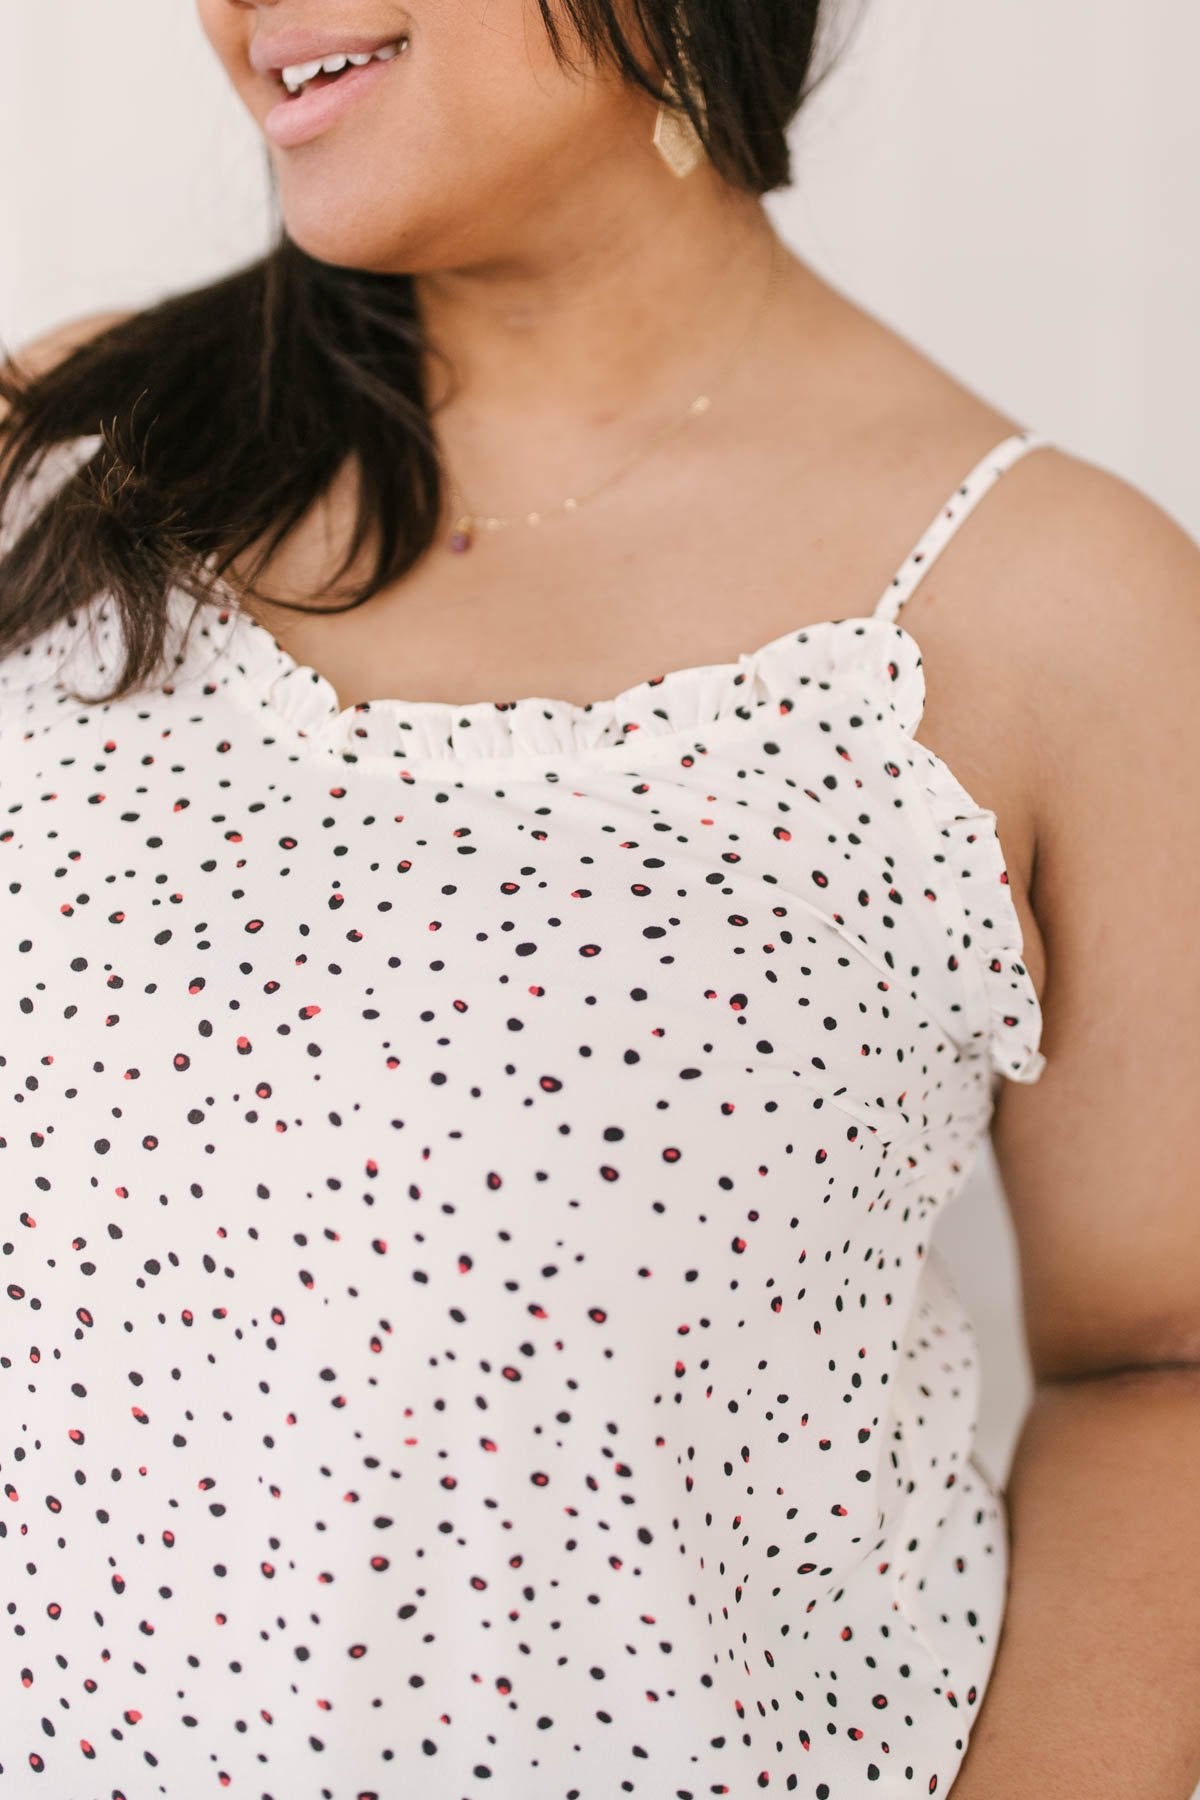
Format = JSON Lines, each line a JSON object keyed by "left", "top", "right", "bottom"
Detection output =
{"left": 952, "top": 437, "right": 1198, "bottom": 1047}
{"left": 1002, "top": 444, "right": 1198, "bottom": 851}
{"left": 972, "top": 437, "right": 1196, "bottom": 625}
{"left": 881, "top": 413, "right": 1200, "bottom": 764}
{"left": 0, "top": 309, "right": 133, "bottom": 426}
{"left": 949, "top": 440, "right": 1198, "bottom": 750}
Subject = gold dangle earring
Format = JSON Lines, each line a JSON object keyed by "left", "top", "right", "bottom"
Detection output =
{"left": 652, "top": 54, "right": 707, "bottom": 178}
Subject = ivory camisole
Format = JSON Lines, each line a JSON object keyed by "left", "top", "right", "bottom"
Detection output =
{"left": 1, "top": 430, "right": 1048, "bottom": 1799}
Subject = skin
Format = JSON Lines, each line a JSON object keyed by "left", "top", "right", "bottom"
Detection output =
{"left": 12, "top": 3, "right": 1199, "bottom": 1788}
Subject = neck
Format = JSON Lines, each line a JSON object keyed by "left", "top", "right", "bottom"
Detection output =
{"left": 412, "top": 173, "right": 783, "bottom": 440}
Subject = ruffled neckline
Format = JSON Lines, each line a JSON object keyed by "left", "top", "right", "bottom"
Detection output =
{"left": 167, "top": 586, "right": 929, "bottom": 769}
{"left": 164, "top": 588, "right": 1044, "bottom": 1081}
{"left": 54, "top": 587, "right": 1042, "bottom": 1084}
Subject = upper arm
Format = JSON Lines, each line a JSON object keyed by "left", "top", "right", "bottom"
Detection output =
{"left": 987, "top": 452, "right": 1200, "bottom": 1383}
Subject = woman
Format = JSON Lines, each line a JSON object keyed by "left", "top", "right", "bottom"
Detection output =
{"left": 1, "top": 4, "right": 1197, "bottom": 1797}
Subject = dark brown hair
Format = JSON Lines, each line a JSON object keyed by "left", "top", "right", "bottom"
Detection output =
{"left": 0, "top": 0, "right": 842, "bottom": 705}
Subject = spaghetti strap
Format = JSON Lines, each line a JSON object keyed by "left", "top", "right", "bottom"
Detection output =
{"left": 871, "top": 429, "right": 1052, "bottom": 624}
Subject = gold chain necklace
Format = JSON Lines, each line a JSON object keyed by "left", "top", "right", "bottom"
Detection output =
{"left": 444, "top": 232, "right": 782, "bottom": 553}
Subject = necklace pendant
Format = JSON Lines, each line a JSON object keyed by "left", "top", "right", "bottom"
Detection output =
{"left": 448, "top": 516, "right": 475, "bottom": 554}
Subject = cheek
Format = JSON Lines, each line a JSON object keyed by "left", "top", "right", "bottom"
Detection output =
{"left": 416, "top": 4, "right": 565, "bottom": 135}
{"left": 377, "top": 11, "right": 624, "bottom": 195}
{"left": 194, "top": 0, "right": 247, "bottom": 88}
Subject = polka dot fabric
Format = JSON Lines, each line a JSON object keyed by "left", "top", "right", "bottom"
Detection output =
{"left": 1, "top": 431, "right": 1048, "bottom": 1798}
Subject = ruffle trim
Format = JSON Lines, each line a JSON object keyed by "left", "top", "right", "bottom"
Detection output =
{"left": 39, "top": 589, "right": 1043, "bottom": 1081}
{"left": 170, "top": 589, "right": 930, "bottom": 770}
{"left": 917, "top": 735, "right": 1047, "bottom": 1086}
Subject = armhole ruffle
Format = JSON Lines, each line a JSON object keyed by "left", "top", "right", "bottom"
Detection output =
{"left": 919, "top": 747, "right": 1047, "bottom": 1086}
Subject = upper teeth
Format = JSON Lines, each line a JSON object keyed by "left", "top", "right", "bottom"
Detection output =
{"left": 280, "top": 41, "right": 403, "bottom": 95}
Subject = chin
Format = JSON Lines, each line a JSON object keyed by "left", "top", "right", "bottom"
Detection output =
{"left": 274, "top": 185, "right": 420, "bottom": 276}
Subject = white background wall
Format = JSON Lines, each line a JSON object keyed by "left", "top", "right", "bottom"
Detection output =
{"left": 4, "top": 0, "right": 1198, "bottom": 1714}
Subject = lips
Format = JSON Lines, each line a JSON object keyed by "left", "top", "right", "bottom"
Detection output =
{"left": 262, "top": 53, "right": 398, "bottom": 149}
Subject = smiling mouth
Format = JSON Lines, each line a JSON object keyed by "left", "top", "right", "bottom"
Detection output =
{"left": 275, "top": 39, "right": 408, "bottom": 100}
{"left": 261, "top": 43, "right": 408, "bottom": 149}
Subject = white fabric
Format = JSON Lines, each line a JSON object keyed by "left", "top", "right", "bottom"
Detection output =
{"left": 0, "top": 432, "right": 1047, "bottom": 1797}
